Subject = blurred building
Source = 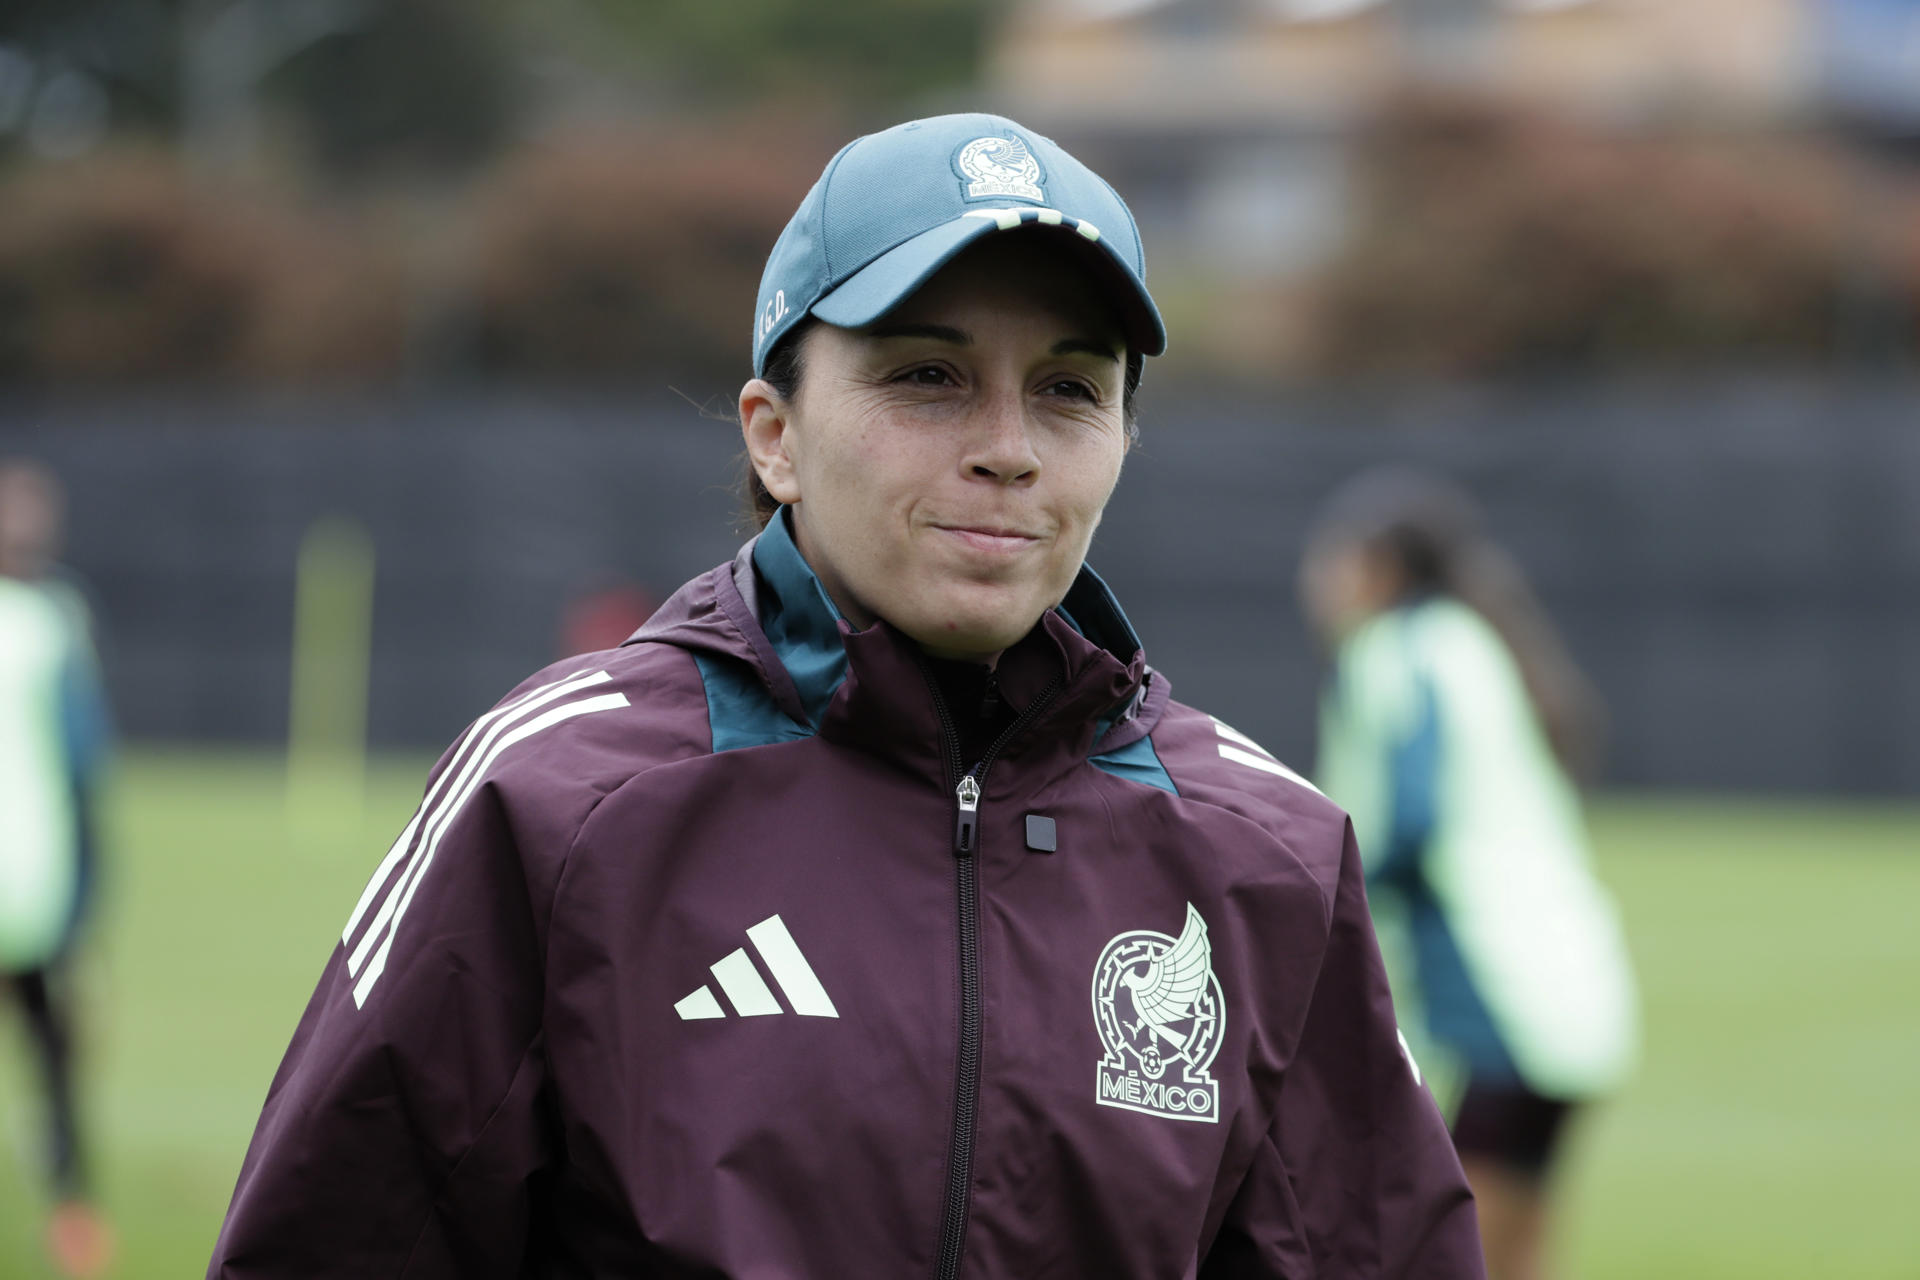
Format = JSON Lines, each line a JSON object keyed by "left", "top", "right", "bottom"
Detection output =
{"left": 993, "top": 0, "right": 1826, "bottom": 125}
{"left": 986, "top": 0, "right": 1920, "bottom": 295}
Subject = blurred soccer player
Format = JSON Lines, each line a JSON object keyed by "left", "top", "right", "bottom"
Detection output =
{"left": 1302, "top": 469, "right": 1637, "bottom": 1280}
{"left": 0, "top": 460, "right": 115, "bottom": 1279}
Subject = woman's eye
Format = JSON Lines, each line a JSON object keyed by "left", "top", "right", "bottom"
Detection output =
{"left": 898, "top": 366, "right": 953, "bottom": 387}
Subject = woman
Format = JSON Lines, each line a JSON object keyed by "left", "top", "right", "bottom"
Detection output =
{"left": 0, "top": 461, "right": 115, "bottom": 1279}
{"left": 211, "top": 115, "right": 1482, "bottom": 1278}
{"left": 1302, "top": 469, "right": 1637, "bottom": 1280}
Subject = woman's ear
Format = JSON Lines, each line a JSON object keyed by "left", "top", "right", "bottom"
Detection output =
{"left": 740, "top": 378, "right": 803, "bottom": 505}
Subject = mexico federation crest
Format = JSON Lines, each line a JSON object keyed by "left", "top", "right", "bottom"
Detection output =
{"left": 1091, "top": 903, "right": 1223, "bottom": 1124}
{"left": 955, "top": 135, "right": 1045, "bottom": 203}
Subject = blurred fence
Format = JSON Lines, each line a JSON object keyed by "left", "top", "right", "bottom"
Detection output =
{"left": 1, "top": 378, "right": 1913, "bottom": 794}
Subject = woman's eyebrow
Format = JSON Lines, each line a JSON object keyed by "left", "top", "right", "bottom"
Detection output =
{"left": 862, "top": 323, "right": 1117, "bottom": 363}
{"left": 1051, "top": 337, "right": 1122, "bottom": 362}
{"left": 865, "top": 322, "right": 970, "bottom": 344}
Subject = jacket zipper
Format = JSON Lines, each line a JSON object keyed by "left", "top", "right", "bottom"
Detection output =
{"left": 923, "top": 664, "right": 1062, "bottom": 1280}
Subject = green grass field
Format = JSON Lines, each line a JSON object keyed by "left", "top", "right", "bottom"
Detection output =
{"left": 0, "top": 751, "right": 1914, "bottom": 1277}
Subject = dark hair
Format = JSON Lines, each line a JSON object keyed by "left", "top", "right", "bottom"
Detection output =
{"left": 738, "top": 319, "right": 1143, "bottom": 532}
{"left": 1307, "top": 468, "right": 1608, "bottom": 783}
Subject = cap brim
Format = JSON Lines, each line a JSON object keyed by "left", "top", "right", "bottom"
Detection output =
{"left": 810, "top": 215, "right": 1167, "bottom": 358}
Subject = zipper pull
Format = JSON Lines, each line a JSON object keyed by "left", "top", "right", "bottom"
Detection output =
{"left": 954, "top": 774, "right": 981, "bottom": 857}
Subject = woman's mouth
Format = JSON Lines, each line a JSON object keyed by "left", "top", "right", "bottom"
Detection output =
{"left": 937, "top": 524, "right": 1042, "bottom": 555}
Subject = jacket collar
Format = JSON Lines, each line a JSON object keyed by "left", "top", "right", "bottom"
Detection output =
{"left": 632, "top": 506, "right": 1164, "bottom": 776}
{"left": 750, "top": 506, "right": 1153, "bottom": 775}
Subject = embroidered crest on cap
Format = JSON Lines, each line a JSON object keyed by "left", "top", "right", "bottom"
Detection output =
{"left": 1091, "top": 902, "right": 1223, "bottom": 1123}
{"left": 955, "top": 135, "right": 1045, "bottom": 203}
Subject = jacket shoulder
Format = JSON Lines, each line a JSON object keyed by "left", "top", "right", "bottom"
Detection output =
{"left": 341, "top": 641, "right": 707, "bottom": 975}
{"left": 477, "top": 640, "right": 714, "bottom": 826}
{"left": 1146, "top": 698, "right": 1352, "bottom": 900}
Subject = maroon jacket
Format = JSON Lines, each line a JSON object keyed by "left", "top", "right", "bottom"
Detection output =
{"left": 210, "top": 512, "right": 1481, "bottom": 1278}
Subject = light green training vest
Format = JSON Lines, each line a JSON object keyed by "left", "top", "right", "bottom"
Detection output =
{"left": 0, "top": 577, "right": 80, "bottom": 970}
{"left": 1319, "top": 598, "right": 1638, "bottom": 1099}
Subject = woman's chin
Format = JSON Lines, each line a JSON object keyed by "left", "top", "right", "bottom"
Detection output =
{"left": 899, "top": 612, "right": 1036, "bottom": 663}
{"left": 876, "top": 580, "right": 1047, "bottom": 660}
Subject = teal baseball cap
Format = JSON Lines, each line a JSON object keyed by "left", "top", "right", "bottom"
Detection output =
{"left": 751, "top": 112, "right": 1167, "bottom": 375}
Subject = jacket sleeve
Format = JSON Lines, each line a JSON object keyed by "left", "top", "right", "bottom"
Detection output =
{"left": 1203, "top": 824, "right": 1483, "bottom": 1279}
{"left": 208, "top": 756, "right": 561, "bottom": 1278}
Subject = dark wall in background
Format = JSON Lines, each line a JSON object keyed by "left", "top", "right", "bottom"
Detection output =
{"left": 2, "top": 379, "right": 1913, "bottom": 793}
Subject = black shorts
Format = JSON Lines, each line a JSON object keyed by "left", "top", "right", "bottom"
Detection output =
{"left": 1448, "top": 1080, "right": 1574, "bottom": 1177}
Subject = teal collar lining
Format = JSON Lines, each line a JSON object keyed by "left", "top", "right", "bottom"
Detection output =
{"left": 751, "top": 506, "right": 850, "bottom": 730}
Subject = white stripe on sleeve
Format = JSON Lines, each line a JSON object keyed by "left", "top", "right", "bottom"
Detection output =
{"left": 343, "top": 670, "right": 614, "bottom": 946}
{"left": 1210, "top": 717, "right": 1275, "bottom": 759}
{"left": 350, "top": 689, "right": 628, "bottom": 1007}
{"left": 1217, "top": 742, "right": 1323, "bottom": 794}
{"left": 346, "top": 671, "right": 614, "bottom": 974}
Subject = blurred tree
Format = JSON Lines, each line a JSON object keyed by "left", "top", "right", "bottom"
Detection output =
{"left": 0, "top": 0, "right": 186, "bottom": 154}
{"left": 1, "top": 0, "right": 520, "bottom": 178}
{"left": 458, "top": 118, "right": 830, "bottom": 386}
{"left": 0, "top": 152, "right": 406, "bottom": 385}
{"left": 263, "top": 0, "right": 517, "bottom": 179}
{"left": 1303, "top": 93, "right": 1861, "bottom": 377}
{"left": 571, "top": 0, "right": 995, "bottom": 111}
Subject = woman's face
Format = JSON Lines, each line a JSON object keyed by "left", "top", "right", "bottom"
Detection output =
{"left": 741, "top": 236, "right": 1130, "bottom": 662}
{"left": 1299, "top": 535, "right": 1401, "bottom": 646}
{"left": 0, "top": 466, "right": 61, "bottom": 580}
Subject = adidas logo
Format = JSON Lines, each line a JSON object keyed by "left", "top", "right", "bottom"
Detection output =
{"left": 676, "top": 915, "right": 839, "bottom": 1020}
{"left": 1212, "top": 716, "right": 1322, "bottom": 795}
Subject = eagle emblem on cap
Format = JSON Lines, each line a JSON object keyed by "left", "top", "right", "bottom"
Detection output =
{"left": 956, "top": 135, "right": 1045, "bottom": 203}
{"left": 1091, "top": 902, "right": 1224, "bottom": 1123}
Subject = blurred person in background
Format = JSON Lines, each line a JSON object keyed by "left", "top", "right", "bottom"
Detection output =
{"left": 1300, "top": 469, "right": 1637, "bottom": 1280}
{"left": 558, "top": 580, "right": 659, "bottom": 657}
{"left": 0, "top": 460, "right": 115, "bottom": 1279}
{"left": 210, "top": 115, "right": 1483, "bottom": 1277}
